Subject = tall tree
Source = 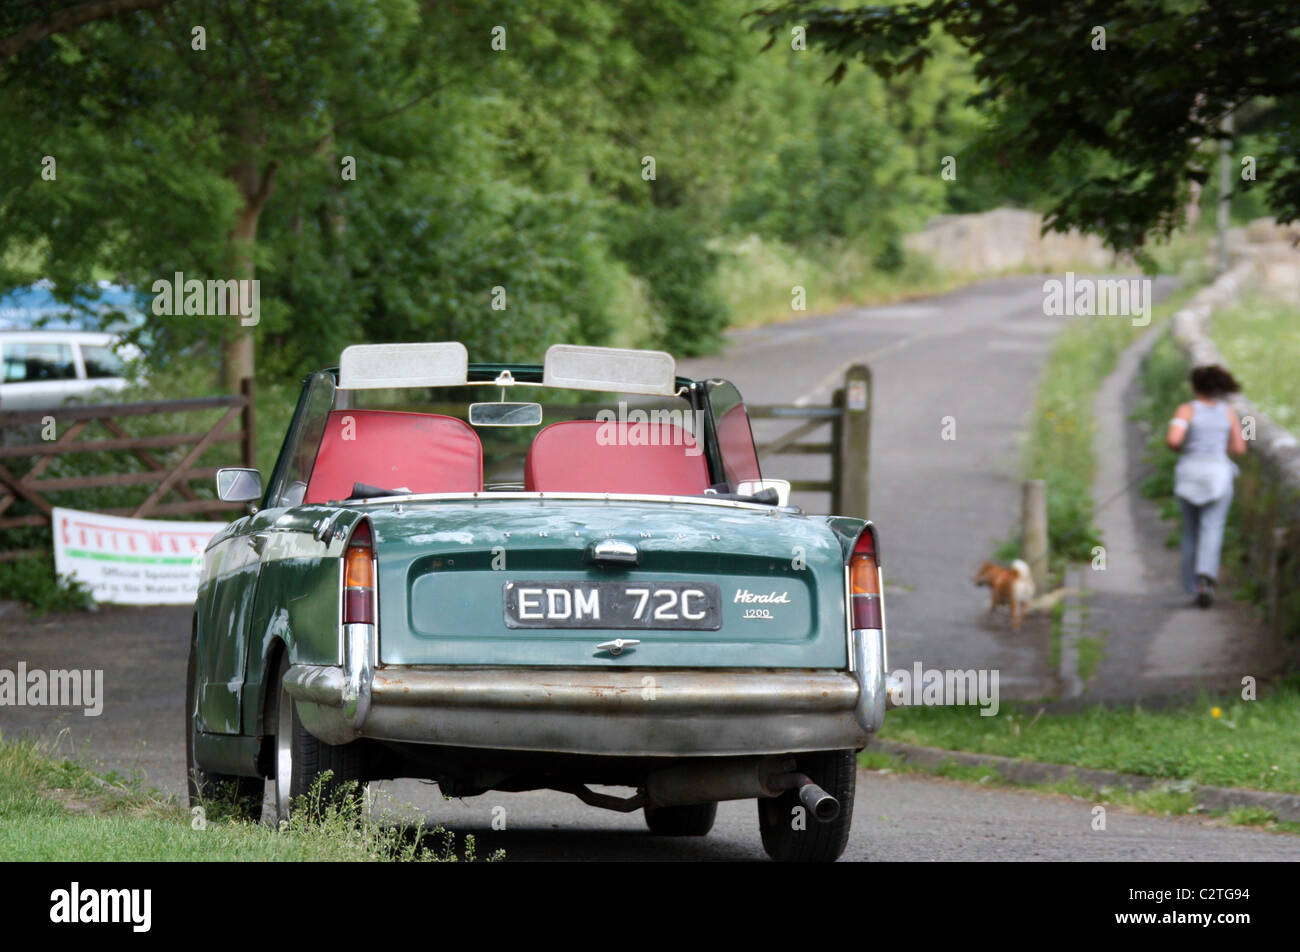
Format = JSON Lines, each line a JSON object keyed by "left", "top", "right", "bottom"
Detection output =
{"left": 0, "top": 0, "right": 174, "bottom": 61}
{"left": 0, "top": 0, "right": 455, "bottom": 389}
{"left": 751, "top": 0, "right": 1300, "bottom": 256}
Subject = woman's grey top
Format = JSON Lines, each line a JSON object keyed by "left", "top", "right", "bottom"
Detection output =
{"left": 1174, "top": 398, "right": 1236, "bottom": 505}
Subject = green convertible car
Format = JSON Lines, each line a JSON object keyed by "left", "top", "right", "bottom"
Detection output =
{"left": 188, "top": 342, "right": 887, "bottom": 861}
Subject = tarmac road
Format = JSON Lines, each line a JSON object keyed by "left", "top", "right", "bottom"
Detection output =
{"left": 682, "top": 274, "right": 1178, "bottom": 700}
{"left": 4, "top": 604, "right": 1299, "bottom": 860}
{"left": 9, "top": 275, "right": 1299, "bottom": 860}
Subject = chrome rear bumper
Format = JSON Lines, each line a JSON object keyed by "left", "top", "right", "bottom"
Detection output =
{"left": 285, "top": 628, "right": 887, "bottom": 757}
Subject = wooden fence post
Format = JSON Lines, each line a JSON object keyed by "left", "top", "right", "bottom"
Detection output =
{"left": 830, "top": 389, "right": 844, "bottom": 515}
{"left": 1021, "top": 479, "right": 1049, "bottom": 592}
{"left": 836, "top": 364, "right": 872, "bottom": 518}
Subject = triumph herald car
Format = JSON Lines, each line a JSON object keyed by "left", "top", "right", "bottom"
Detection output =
{"left": 188, "top": 342, "right": 886, "bottom": 861}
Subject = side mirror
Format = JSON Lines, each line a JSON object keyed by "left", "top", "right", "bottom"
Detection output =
{"left": 738, "top": 478, "right": 791, "bottom": 507}
{"left": 216, "top": 467, "right": 263, "bottom": 503}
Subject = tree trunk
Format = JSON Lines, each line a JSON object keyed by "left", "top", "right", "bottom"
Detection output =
{"left": 221, "top": 158, "right": 277, "bottom": 392}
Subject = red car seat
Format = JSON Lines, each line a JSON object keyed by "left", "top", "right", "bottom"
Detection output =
{"left": 305, "top": 409, "right": 482, "bottom": 503}
{"left": 523, "top": 419, "right": 710, "bottom": 495}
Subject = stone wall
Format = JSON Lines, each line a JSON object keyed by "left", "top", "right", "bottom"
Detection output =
{"left": 903, "top": 207, "right": 1115, "bottom": 274}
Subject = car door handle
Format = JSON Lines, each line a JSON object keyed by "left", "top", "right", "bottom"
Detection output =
{"left": 249, "top": 532, "right": 270, "bottom": 555}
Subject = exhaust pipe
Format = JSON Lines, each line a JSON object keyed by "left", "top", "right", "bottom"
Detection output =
{"left": 798, "top": 780, "right": 840, "bottom": 823}
{"left": 770, "top": 771, "right": 840, "bottom": 823}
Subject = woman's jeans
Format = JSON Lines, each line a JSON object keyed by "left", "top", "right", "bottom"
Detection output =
{"left": 1178, "top": 488, "right": 1233, "bottom": 592}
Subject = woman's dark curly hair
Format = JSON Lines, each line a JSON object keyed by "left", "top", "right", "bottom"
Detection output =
{"left": 1190, "top": 364, "right": 1241, "bottom": 398}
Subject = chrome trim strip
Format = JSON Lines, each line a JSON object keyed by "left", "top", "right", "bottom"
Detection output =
{"left": 844, "top": 566, "right": 855, "bottom": 674}
{"left": 340, "top": 490, "right": 784, "bottom": 513}
{"left": 878, "top": 566, "right": 888, "bottom": 672}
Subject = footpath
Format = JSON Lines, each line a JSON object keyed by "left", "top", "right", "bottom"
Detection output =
{"left": 1062, "top": 325, "right": 1280, "bottom": 702}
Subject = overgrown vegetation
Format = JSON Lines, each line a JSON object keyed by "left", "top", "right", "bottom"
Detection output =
{"left": 859, "top": 744, "right": 1300, "bottom": 833}
{"left": 1136, "top": 327, "right": 1191, "bottom": 531}
{"left": 1002, "top": 278, "right": 1201, "bottom": 581}
{"left": 0, "top": 558, "right": 91, "bottom": 615}
{"left": 0, "top": 0, "right": 1018, "bottom": 384}
{"left": 990, "top": 228, "right": 1225, "bottom": 580}
{"left": 873, "top": 682, "right": 1300, "bottom": 795}
{"left": 1211, "top": 291, "right": 1300, "bottom": 430}
{"left": 753, "top": 1, "right": 1300, "bottom": 261}
{"left": 0, "top": 735, "right": 499, "bottom": 861}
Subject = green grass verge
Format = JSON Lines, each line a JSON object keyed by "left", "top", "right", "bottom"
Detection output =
{"left": 858, "top": 749, "right": 1300, "bottom": 835}
{"left": 992, "top": 227, "right": 1217, "bottom": 576}
{"left": 714, "top": 235, "right": 969, "bottom": 329}
{"left": 871, "top": 683, "right": 1300, "bottom": 794}
{"left": 1001, "top": 273, "right": 1207, "bottom": 582}
{"left": 1076, "top": 634, "right": 1106, "bottom": 683}
{"left": 1136, "top": 327, "right": 1189, "bottom": 527}
{"left": 1211, "top": 290, "right": 1300, "bottom": 429}
{"left": 0, "top": 736, "right": 499, "bottom": 861}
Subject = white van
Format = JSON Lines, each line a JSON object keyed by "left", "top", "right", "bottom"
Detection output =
{"left": 0, "top": 330, "right": 137, "bottom": 411}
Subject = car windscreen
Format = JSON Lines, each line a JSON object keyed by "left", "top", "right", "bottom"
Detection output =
{"left": 343, "top": 384, "right": 706, "bottom": 493}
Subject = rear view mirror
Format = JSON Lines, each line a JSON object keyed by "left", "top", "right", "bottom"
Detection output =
{"left": 468, "top": 402, "right": 543, "bottom": 427}
{"left": 216, "top": 467, "right": 263, "bottom": 502}
{"left": 738, "top": 478, "right": 791, "bottom": 507}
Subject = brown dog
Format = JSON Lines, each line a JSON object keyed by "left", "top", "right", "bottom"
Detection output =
{"left": 974, "top": 559, "right": 1035, "bottom": 630}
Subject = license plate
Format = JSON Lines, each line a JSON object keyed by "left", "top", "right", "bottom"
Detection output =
{"left": 503, "top": 581, "right": 722, "bottom": 630}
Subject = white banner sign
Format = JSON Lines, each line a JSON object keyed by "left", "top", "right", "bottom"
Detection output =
{"left": 52, "top": 507, "right": 229, "bottom": 605}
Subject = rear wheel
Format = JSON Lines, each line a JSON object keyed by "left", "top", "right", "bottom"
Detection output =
{"left": 757, "top": 749, "right": 856, "bottom": 862}
{"left": 644, "top": 802, "right": 717, "bottom": 836}
{"left": 268, "top": 653, "right": 368, "bottom": 826}
{"left": 185, "top": 624, "right": 261, "bottom": 820}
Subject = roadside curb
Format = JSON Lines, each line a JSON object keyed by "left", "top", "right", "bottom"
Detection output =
{"left": 870, "top": 739, "right": 1300, "bottom": 822}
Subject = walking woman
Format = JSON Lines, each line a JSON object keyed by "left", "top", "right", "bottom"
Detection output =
{"left": 1165, "top": 364, "right": 1247, "bottom": 607}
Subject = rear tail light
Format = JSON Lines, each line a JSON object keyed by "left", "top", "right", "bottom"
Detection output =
{"left": 344, "top": 521, "right": 375, "bottom": 625}
{"left": 849, "top": 528, "right": 882, "bottom": 629}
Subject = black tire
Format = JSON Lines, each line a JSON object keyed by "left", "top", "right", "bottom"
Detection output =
{"left": 644, "top": 801, "right": 717, "bottom": 836}
{"left": 268, "top": 653, "right": 368, "bottom": 825}
{"left": 186, "top": 623, "right": 262, "bottom": 820}
{"left": 758, "top": 749, "right": 856, "bottom": 862}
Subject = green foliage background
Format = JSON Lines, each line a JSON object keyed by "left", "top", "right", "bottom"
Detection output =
{"left": 0, "top": 0, "right": 1004, "bottom": 383}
